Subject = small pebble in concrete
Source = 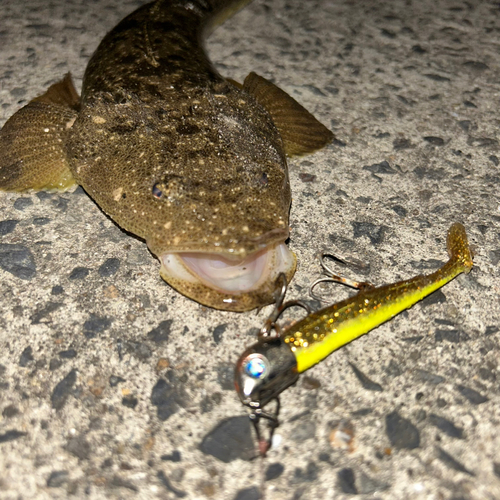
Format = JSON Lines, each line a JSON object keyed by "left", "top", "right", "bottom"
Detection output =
{"left": 58, "top": 349, "right": 77, "bottom": 359}
{"left": 456, "top": 385, "right": 488, "bottom": 405}
{"left": 30, "top": 301, "right": 63, "bottom": 324}
{"left": 51, "top": 285, "right": 64, "bottom": 295}
{"left": 33, "top": 217, "right": 51, "bottom": 226}
{"left": 199, "top": 416, "right": 255, "bottom": 463}
{"left": 98, "top": 257, "right": 120, "bottom": 277}
{"left": 69, "top": 266, "right": 90, "bottom": 280}
{"left": 151, "top": 377, "right": 187, "bottom": 421}
{"left": 2, "top": 405, "right": 19, "bottom": 418}
{"left": 51, "top": 369, "right": 77, "bottom": 410}
{"left": 156, "top": 471, "right": 186, "bottom": 497}
{"left": 428, "top": 414, "right": 464, "bottom": 439}
{"left": 0, "top": 243, "right": 36, "bottom": 280}
{"left": 13, "top": 198, "right": 33, "bottom": 210}
{"left": 233, "top": 486, "right": 261, "bottom": 500}
{"left": 65, "top": 434, "right": 91, "bottom": 460}
{"left": 0, "top": 219, "right": 19, "bottom": 235}
{"left": 299, "top": 172, "right": 316, "bottom": 182}
{"left": 265, "top": 463, "right": 284, "bottom": 481}
{"left": 0, "top": 430, "right": 27, "bottom": 443}
{"left": 423, "top": 136, "right": 445, "bottom": 146}
{"left": 161, "top": 450, "right": 181, "bottom": 462}
{"left": 436, "top": 446, "right": 474, "bottom": 476}
{"left": 363, "top": 160, "right": 396, "bottom": 175}
{"left": 423, "top": 73, "right": 451, "bottom": 82}
{"left": 212, "top": 323, "right": 227, "bottom": 344}
{"left": 216, "top": 363, "right": 234, "bottom": 390}
{"left": 420, "top": 289, "right": 446, "bottom": 306}
{"left": 435, "top": 329, "right": 470, "bottom": 343}
{"left": 493, "top": 463, "right": 500, "bottom": 479}
{"left": 301, "top": 375, "right": 321, "bottom": 390}
{"left": 147, "top": 319, "right": 173, "bottom": 343}
{"left": 83, "top": 315, "right": 112, "bottom": 339}
{"left": 19, "top": 346, "right": 34, "bottom": 367}
{"left": 352, "top": 221, "right": 387, "bottom": 245}
{"left": 329, "top": 420, "right": 355, "bottom": 451}
{"left": 109, "top": 375, "right": 125, "bottom": 387}
{"left": 122, "top": 395, "right": 138, "bottom": 408}
{"left": 293, "top": 461, "right": 318, "bottom": 483}
{"left": 385, "top": 410, "right": 420, "bottom": 449}
{"left": 413, "top": 369, "right": 445, "bottom": 385}
{"left": 393, "top": 137, "right": 413, "bottom": 150}
{"left": 348, "top": 362, "right": 383, "bottom": 391}
{"left": 337, "top": 468, "right": 357, "bottom": 494}
{"left": 46, "top": 470, "right": 69, "bottom": 488}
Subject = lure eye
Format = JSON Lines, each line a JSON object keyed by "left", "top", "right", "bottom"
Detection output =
{"left": 244, "top": 354, "right": 269, "bottom": 379}
{"left": 152, "top": 183, "right": 163, "bottom": 199}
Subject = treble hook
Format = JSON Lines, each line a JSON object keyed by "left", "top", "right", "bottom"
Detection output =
{"left": 259, "top": 273, "right": 312, "bottom": 339}
{"left": 310, "top": 252, "right": 374, "bottom": 301}
{"left": 249, "top": 398, "right": 280, "bottom": 457}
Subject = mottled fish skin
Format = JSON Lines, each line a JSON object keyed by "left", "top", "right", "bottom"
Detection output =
{"left": 69, "top": 0, "right": 296, "bottom": 311}
{"left": 0, "top": 0, "right": 334, "bottom": 311}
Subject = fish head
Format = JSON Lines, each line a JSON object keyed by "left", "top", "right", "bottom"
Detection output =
{"left": 69, "top": 84, "right": 296, "bottom": 311}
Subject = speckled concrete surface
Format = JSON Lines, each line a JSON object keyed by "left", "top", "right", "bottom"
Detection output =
{"left": 0, "top": 0, "right": 499, "bottom": 499}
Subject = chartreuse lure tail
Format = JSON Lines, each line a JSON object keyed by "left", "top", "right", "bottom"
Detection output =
{"left": 235, "top": 223, "right": 473, "bottom": 410}
{"left": 287, "top": 222, "right": 473, "bottom": 372}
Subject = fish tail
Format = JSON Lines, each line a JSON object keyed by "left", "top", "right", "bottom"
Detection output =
{"left": 446, "top": 223, "right": 473, "bottom": 274}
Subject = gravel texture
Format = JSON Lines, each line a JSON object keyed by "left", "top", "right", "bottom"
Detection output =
{"left": 0, "top": 0, "right": 499, "bottom": 499}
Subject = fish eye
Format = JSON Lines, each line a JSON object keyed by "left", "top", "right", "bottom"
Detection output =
{"left": 258, "top": 172, "right": 268, "bottom": 187}
{"left": 152, "top": 183, "right": 163, "bottom": 199}
{"left": 244, "top": 354, "right": 269, "bottom": 379}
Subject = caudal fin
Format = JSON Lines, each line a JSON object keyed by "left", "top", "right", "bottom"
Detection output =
{"left": 446, "top": 223, "right": 473, "bottom": 274}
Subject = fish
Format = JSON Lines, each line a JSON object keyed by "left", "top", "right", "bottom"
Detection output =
{"left": 234, "top": 223, "right": 473, "bottom": 452}
{"left": 0, "top": 0, "right": 334, "bottom": 311}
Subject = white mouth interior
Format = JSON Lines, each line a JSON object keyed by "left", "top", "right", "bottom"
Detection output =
{"left": 160, "top": 243, "right": 294, "bottom": 294}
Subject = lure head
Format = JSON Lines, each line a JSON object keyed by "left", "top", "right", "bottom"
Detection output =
{"left": 235, "top": 337, "right": 299, "bottom": 409}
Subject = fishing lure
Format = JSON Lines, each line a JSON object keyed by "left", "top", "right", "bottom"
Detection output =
{"left": 234, "top": 223, "right": 473, "bottom": 454}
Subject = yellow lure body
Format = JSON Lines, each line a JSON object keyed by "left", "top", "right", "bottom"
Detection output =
{"left": 282, "top": 223, "right": 473, "bottom": 373}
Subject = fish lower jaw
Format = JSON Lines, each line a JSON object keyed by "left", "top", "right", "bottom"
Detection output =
{"left": 159, "top": 243, "right": 296, "bottom": 311}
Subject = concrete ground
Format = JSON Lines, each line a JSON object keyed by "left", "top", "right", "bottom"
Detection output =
{"left": 0, "top": 0, "right": 499, "bottom": 498}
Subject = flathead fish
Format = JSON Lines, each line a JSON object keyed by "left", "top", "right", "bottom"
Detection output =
{"left": 0, "top": 0, "right": 333, "bottom": 311}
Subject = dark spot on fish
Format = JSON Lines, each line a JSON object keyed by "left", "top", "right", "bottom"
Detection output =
{"left": 156, "top": 107, "right": 168, "bottom": 119}
{"left": 121, "top": 192, "right": 126, "bottom": 199}
{"left": 212, "top": 81, "right": 232, "bottom": 94}
{"left": 145, "top": 84, "right": 162, "bottom": 97}
{"left": 112, "top": 90, "right": 129, "bottom": 104}
{"left": 109, "top": 120, "right": 138, "bottom": 134}
{"left": 176, "top": 123, "right": 200, "bottom": 135}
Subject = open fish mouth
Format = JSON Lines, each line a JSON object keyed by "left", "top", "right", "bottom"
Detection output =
{"left": 159, "top": 242, "right": 296, "bottom": 311}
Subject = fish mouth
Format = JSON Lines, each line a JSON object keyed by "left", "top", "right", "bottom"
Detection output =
{"left": 159, "top": 242, "right": 296, "bottom": 311}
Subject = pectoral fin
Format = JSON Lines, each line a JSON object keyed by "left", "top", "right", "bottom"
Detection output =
{"left": 243, "top": 72, "right": 334, "bottom": 156}
{"left": 0, "top": 74, "right": 79, "bottom": 191}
